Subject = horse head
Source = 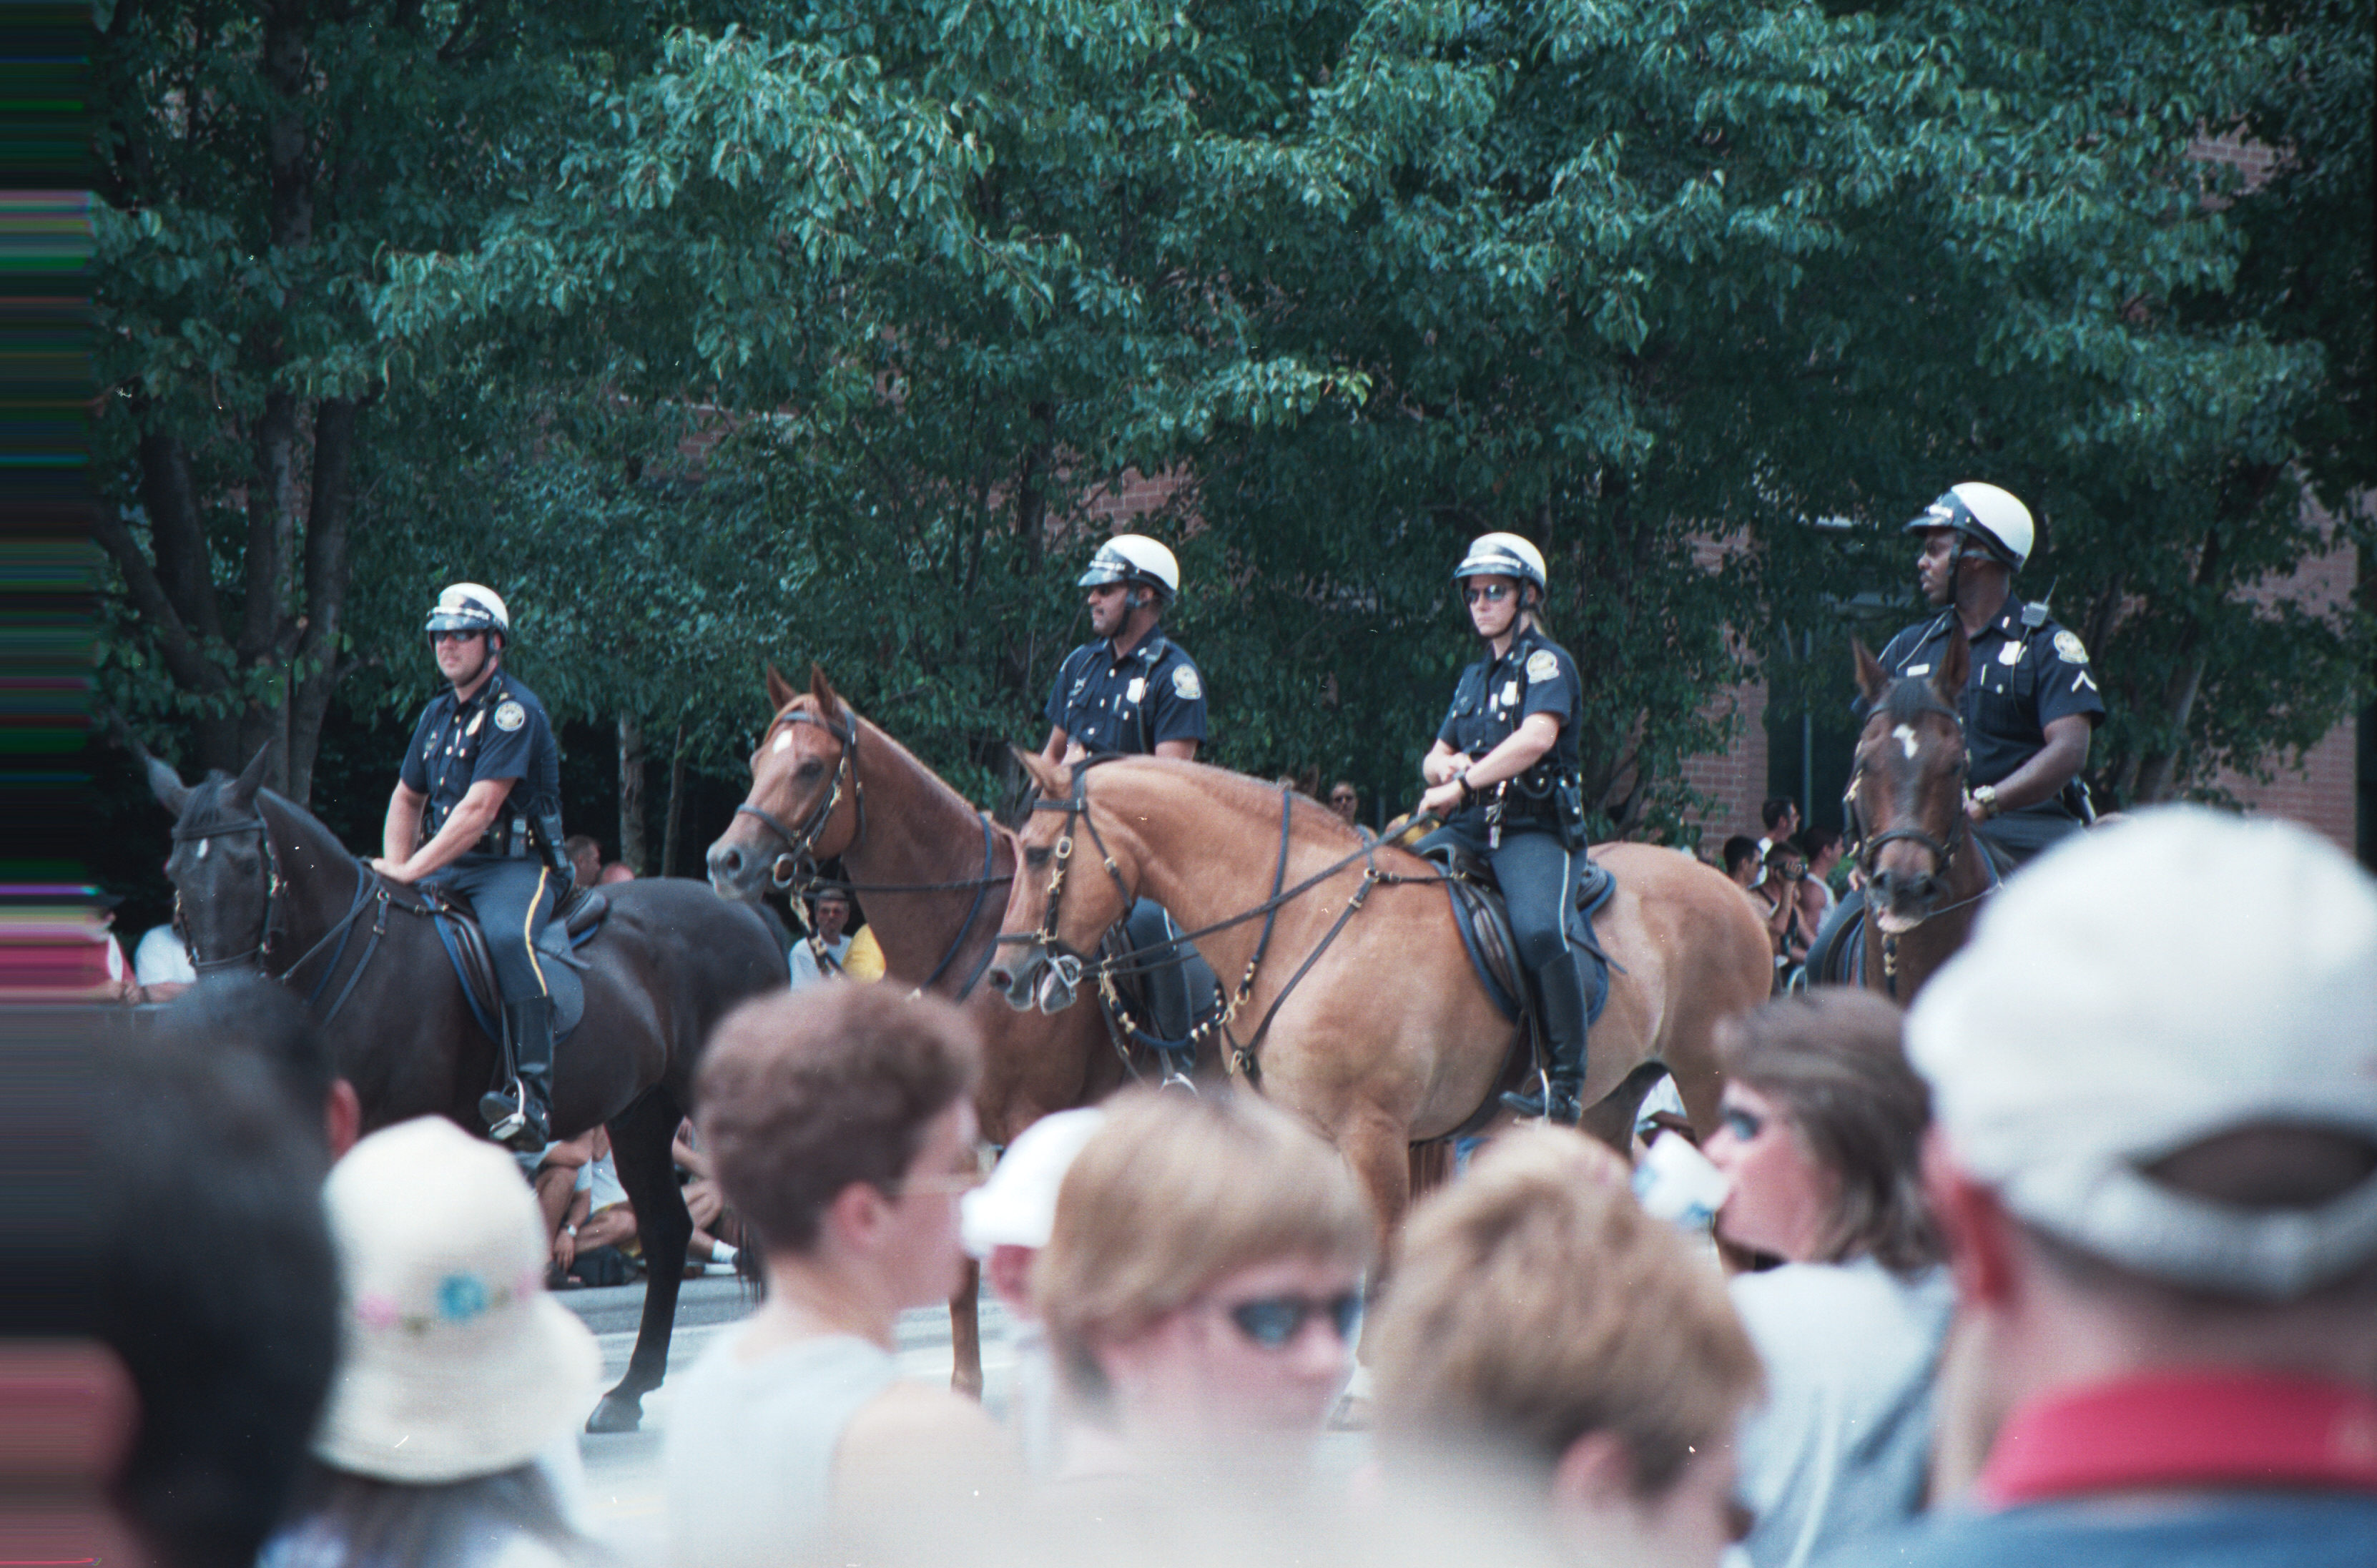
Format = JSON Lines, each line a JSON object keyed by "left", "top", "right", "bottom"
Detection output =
{"left": 152, "top": 743, "right": 282, "bottom": 975}
{"left": 707, "top": 663, "right": 862, "bottom": 900}
{"left": 985, "top": 747, "right": 1138, "bottom": 1016}
{"left": 1849, "top": 628, "right": 1972, "bottom": 935}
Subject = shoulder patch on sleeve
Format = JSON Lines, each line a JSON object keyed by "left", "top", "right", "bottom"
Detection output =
{"left": 1525, "top": 649, "right": 1560, "bottom": 684}
{"left": 1171, "top": 664, "right": 1202, "bottom": 701}
{"left": 2052, "top": 630, "right": 2090, "bottom": 666}
{"left": 493, "top": 699, "right": 526, "bottom": 732}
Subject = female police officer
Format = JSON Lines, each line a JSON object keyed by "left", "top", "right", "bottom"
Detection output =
{"left": 1416, "top": 534, "right": 1591, "bottom": 1125}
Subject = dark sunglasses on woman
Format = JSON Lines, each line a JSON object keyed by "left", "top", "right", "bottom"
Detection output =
{"left": 1221, "top": 1291, "right": 1364, "bottom": 1350}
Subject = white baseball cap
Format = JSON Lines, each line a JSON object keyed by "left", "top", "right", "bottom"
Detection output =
{"left": 312, "top": 1117, "right": 600, "bottom": 1482}
{"left": 1907, "top": 807, "right": 2377, "bottom": 1300}
{"left": 961, "top": 1108, "right": 1106, "bottom": 1259}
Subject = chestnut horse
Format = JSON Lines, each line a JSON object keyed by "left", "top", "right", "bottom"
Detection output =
{"left": 704, "top": 668, "right": 1126, "bottom": 1394}
{"left": 985, "top": 750, "right": 1775, "bottom": 1256}
{"left": 1844, "top": 626, "right": 1997, "bottom": 1003}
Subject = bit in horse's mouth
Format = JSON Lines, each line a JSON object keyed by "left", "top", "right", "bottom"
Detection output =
{"left": 1034, "top": 969, "right": 1075, "bottom": 1015}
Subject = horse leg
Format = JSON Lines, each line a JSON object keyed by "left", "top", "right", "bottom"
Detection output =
{"left": 1577, "top": 1061, "right": 1668, "bottom": 1155}
{"left": 949, "top": 1259, "right": 984, "bottom": 1399}
{"left": 586, "top": 1087, "right": 690, "bottom": 1434}
{"left": 1334, "top": 1104, "right": 1417, "bottom": 1285}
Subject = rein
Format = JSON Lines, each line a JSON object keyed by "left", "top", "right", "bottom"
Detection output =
{"left": 739, "top": 707, "right": 1015, "bottom": 1001}
{"left": 1000, "top": 761, "right": 1417, "bottom": 1080}
{"left": 172, "top": 808, "right": 394, "bottom": 1025}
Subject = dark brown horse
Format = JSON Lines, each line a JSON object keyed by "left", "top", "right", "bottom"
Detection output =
{"left": 702, "top": 667, "right": 1126, "bottom": 1394}
{"left": 1845, "top": 626, "right": 1997, "bottom": 1002}
{"left": 147, "top": 744, "right": 784, "bottom": 1432}
{"left": 985, "top": 750, "right": 1776, "bottom": 1258}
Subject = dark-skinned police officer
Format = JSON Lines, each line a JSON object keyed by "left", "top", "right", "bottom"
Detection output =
{"left": 1416, "top": 533, "right": 1593, "bottom": 1125}
{"left": 373, "top": 583, "right": 571, "bottom": 1151}
{"left": 1806, "top": 483, "right": 2106, "bottom": 979}
{"left": 1040, "top": 534, "right": 1216, "bottom": 1048}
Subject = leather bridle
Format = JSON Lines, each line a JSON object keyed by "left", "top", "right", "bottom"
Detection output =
{"left": 170, "top": 813, "right": 285, "bottom": 974}
{"left": 736, "top": 709, "right": 865, "bottom": 892}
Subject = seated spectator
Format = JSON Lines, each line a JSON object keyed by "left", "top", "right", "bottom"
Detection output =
{"left": 546, "top": 1125, "right": 739, "bottom": 1287}
{"left": 1370, "top": 1128, "right": 1760, "bottom": 1568}
{"left": 131, "top": 919, "right": 195, "bottom": 1004}
{"left": 1723, "top": 835, "right": 1763, "bottom": 890}
{"left": 787, "top": 887, "right": 854, "bottom": 988}
{"left": 1328, "top": 781, "right": 1360, "bottom": 827}
{"left": 1701, "top": 989, "right": 1954, "bottom": 1568}
{"left": 81, "top": 1019, "right": 340, "bottom": 1568}
{"left": 561, "top": 835, "right": 602, "bottom": 889}
{"left": 960, "top": 1108, "right": 1107, "bottom": 1477}
{"left": 671, "top": 1116, "right": 743, "bottom": 1273}
{"left": 1848, "top": 809, "right": 2377, "bottom": 1567}
{"left": 1755, "top": 840, "right": 1813, "bottom": 987}
{"left": 1033, "top": 1090, "right": 1372, "bottom": 1500}
{"left": 261, "top": 1117, "right": 602, "bottom": 1568}
{"left": 664, "top": 985, "right": 1012, "bottom": 1566}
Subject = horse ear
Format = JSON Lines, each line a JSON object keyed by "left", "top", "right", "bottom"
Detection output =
{"left": 225, "top": 742, "right": 274, "bottom": 811}
{"left": 1852, "top": 640, "right": 1890, "bottom": 705}
{"left": 1013, "top": 744, "right": 1070, "bottom": 799}
{"left": 1934, "top": 623, "right": 1972, "bottom": 706}
{"left": 764, "top": 663, "right": 797, "bottom": 712}
{"left": 145, "top": 751, "right": 192, "bottom": 816}
{"left": 809, "top": 664, "right": 842, "bottom": 723}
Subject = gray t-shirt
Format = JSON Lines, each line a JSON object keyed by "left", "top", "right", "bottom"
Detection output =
{"left": 1731, "top": 1258, "right": 1956, "bottom": 1568}
{"left": 663, "top": 1327, "right": 898, "bottom": 1568}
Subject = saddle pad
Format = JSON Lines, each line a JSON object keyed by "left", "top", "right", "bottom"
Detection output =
{"left": 427, "top": 904, "right": 597, "bottom": 1047}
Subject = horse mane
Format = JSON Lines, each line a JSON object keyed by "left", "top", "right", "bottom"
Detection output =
{"left": 1076, "top": 756, "right": 1368, "bottom": 849}
{"left": 179, "top": 771, "right": 254, "bottom": 832}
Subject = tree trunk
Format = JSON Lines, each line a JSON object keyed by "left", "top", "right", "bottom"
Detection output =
{"left": 286, "top": 396, "right": 361, "bottom": 804}
{"left": 660, "top": 720, "right": 689, "bottom": 877}
{"left": 619, "top": 713, "right": 647, "bottom": 874}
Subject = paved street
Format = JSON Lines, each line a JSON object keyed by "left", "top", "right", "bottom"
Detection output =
{"left": 558, "top": 1278, "right": 1024, "bottom": 1560}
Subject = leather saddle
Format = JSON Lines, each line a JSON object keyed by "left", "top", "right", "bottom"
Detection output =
{"left": 406, "top": 884, "right": 606, "bottom": 1046}
{"left": 1422, "top": 842, "right": 1619, "bottom": 1135}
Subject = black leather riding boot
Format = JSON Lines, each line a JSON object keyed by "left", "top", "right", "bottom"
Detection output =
{"left": 483, "top": 997, "right": 555, "bottom": 1153}
{"left": 1500, "top": 956, "right": 1588, "bottom": 1125}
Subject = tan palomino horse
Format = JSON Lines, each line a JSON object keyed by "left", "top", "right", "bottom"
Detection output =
{"left": 704, "top": 668, "right": 1129, "bottom": 1394}
{"left": 986, "top": 750, "right": 1775, "bottom": 1253}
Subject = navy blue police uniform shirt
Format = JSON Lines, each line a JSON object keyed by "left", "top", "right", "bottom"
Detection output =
{"left": 1437, "top": 624, "right": 1583, "bottom": 826}
{"left": 400, "top": 670, "right": 562, "bottom": 838}
{"left": 1875, "top": 597, "right": 2105, "bottom": 794}
{"left": 1045, "top": 631, "right": 1209, "bottom": 755}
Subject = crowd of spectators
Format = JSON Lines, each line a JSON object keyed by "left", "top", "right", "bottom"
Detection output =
{"left": 58, "top": 804, "right": 2376, "bottom": 1568}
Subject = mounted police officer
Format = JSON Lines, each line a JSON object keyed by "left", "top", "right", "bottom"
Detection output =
{"left": 1040, "top": 534, "right": 1206, "bottom": 764}
{"left": 1040, "top": 534, "right": 1215, "bottom": 1047}
{"left": 1416, "top": 533, "right": 1592, "bottom": 1125}
{"left": 1808, "top": 483, "right": 2106, "bottom": 976}
{"left": 373, "top": 583, "right": 571, "bottom": 1152}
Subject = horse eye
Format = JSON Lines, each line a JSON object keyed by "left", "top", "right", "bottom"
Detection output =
{"left": 796, "top": 761, "right": 824, "bottom": 780}
{"left": 1024, "top": 846, "right": 1051, "bottom": 867}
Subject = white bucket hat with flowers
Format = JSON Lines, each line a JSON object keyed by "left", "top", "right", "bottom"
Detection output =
{"left": 313, "top": 1116, "right": 600, "bottom": 1484}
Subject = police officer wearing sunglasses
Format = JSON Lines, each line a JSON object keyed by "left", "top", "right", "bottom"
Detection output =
{"left": 1415, "top": 534, "right": 1592, "bottom": 1125}
{"left": 373, "top": 582, "right": 571, "bottom": 1152}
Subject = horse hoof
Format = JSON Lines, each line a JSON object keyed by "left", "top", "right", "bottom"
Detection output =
{"left": 585, "top": 1391, "right": 644, "bottom": 1434}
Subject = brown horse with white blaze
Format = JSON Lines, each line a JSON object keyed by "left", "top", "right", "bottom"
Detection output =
{"left": 704, "top": 667, "right": 1128, "bottom": 1392}
{"left": 1846, "top": 626, "right": 1997, "bottom": 1003}
{"left": 985, "top": 750, "right": 1774, "bottom": 1255}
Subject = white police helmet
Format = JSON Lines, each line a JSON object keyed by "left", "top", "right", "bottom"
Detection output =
{"left": 1903, "top": 483, "right": 2034, "bottom": 571}
{"left": 1453, "top": 532, "right": 1548, "bottom": 597}
{"left": 425, "top": 582, "right": 511, "bottom": 641}
{"left": 1078, "top": 535, "right": 1180, "bottom": 602}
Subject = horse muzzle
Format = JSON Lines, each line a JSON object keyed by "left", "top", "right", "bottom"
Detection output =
{"left": 1867, "top": 867, "right": 1942, "bottom": 935}
{"left": 987, "top": 945, "right": 1079, "bottom": 1015}
{"left": 705, "top": 839, "right": 768, "bottom": 901}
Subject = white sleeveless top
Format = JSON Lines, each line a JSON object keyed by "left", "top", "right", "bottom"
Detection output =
{"left": 662, "top": 1328, "right": 899, "bottom": 1568}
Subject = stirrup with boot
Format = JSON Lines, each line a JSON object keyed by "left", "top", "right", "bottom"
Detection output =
{"left": 482, "top": 997, "right": 555, "bottom": 1153}
{"left": 1500, "top": 1071, "right": 1585, "bottom": 1125}
{"left": 1501, "top": 956, "right": 1588, "bottom": 1125}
